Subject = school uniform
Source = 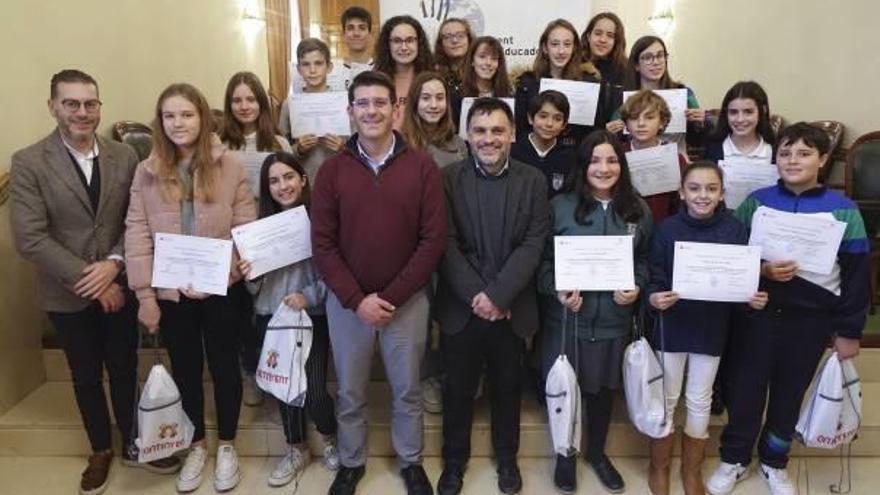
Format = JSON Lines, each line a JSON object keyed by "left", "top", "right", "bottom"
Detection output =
{"left": 721, "top": 182, "right": 870, "bottom": 468}
{"left": 510, "top": 135, "right": 577, "bottom": 198}
{"left": 539, "top": 193, "right": 652, "bottom": 461}
{"left": 648, "top": 207, "right": 750, "bottom": 438}
{"left": 703, "top": 135, "right": 773, "bottom": 164}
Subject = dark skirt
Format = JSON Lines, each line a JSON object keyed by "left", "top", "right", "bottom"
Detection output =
{"left": 542, "top": 328, "right": 628, "bottom": 395}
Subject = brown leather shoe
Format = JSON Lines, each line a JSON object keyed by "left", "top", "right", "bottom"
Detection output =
{"left": 80, "top": 450, "right": 113, "bottom": 495}
{"left": 648, "top": 434, "right": 675, "bottom": 495}
{"left": 681, "top": 434, "right": 707, "bottom": 495}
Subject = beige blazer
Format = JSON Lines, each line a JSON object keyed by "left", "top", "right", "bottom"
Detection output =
{"left": 124, "top": 142, "right": 256, "bottom": 304}
{"left": 10, "top": 129, "right": 139, "bottom": 312}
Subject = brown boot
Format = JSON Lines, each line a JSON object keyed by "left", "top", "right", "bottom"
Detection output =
{"left": 681, "top": 434, "right": 707, "bottom": 495}
{"left": 648, "top": 434, "right": 675, "bottom": 495}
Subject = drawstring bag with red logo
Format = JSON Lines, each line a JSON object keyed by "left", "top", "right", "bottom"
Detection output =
{"left": 256, "top": 302, "right": 313, "bottom": 406}
{"left": 136, "top": 363, "right": 195, "bottom": 463}
{"left": 795, "top": 352, "right": 862, "bottom": 449}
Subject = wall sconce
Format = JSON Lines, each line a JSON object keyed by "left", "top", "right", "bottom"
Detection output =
{"left": 648, "top": 2, "right": 675, "bottom": 37}
{"left": 240, "top": 0, "right": 265, "bottom": 44}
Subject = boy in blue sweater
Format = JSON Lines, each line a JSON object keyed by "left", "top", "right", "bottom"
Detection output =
{"left": 708, "top": 123, "right": 870, "bottom": 495}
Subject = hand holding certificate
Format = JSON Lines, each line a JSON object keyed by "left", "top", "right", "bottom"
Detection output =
{"left": 718, "top": 158, "right": 778, "bottom": 209}
{"left": 539, "top": 78, "right": 601, "bottom": 126}
{"left": 289, "top": 92, "right": 351, "bottom": 138}
{"left": 152, "top": 234, "right": 233, "bottom": 296}
{"left": 230, "top": 150, "right": 271, "bottom": 198}
{"left": 624, "top": 88, "right": 688, "bottom": 134}
{"left": 554, "top": 236, "right": 635, "bottom": 291}
{"left": 626, "top": 143, "right": 681, "bottom": 196}
{"left": 672, "top": 242, "right": 761, "bottom": 302}
{"left": 231, "top": 205, "right": 312, "bottom": 280}
{"left": 748, "top": 206, "right": 846, "bottom": 275}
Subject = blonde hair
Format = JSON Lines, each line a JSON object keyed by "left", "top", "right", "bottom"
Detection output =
{"left": 150, "top": 83, "right": 217, "bottom": 203}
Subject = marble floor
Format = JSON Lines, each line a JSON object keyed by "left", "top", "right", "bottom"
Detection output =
{"left": 0, "top": 455, "right": 878, "bottom": 495}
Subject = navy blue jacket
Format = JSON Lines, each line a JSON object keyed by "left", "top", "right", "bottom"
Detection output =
{"left": 648, "top": 208, "right": 750, "bottom": 355}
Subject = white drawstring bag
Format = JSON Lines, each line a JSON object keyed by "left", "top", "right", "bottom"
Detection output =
{"left": 796, "top": 353, "right": 862, "bottom": 448}
{"left": 256, "top": 302, "right": 313, "bottom": 406}
{"left": 623, "top": 336, "right": 667, "bottom": 438}
{"left": 546, "top": 308, "right": 582, "bottom": 456}
{"left": 135, "top": 364, "right": 194, "bottom": 463}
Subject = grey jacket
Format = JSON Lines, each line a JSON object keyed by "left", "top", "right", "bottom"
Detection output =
{"left": 10, "top": 130, "right": 138, "bottom": 312}
{"left": 435, "top": 157, "right": 550, "bottom": 338}
{"left": 246, "top": 258, "right": 327, "bottom": 316}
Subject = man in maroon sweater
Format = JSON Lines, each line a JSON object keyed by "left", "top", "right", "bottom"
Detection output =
{"left": 311, "top": 71, "right": 447, "bottom": 495}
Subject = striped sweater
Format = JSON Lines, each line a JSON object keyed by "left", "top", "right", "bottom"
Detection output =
{"left": 735, "top": 181, "right": 870, "bottom": 338}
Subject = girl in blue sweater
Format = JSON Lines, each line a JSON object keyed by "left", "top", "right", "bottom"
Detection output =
{"left": 647, "top": 162, "right": 767, "bottom": 495}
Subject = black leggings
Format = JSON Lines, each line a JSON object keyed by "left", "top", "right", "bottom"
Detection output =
{"left": 255, "top": 314, "right": 337, "bottom": 444}
{"left": 159, "top": 296, "right": 242, "bottom": 442}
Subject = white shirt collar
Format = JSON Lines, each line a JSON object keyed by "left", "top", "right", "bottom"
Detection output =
{"left": 528, "top": 133, "right": 557, "bottom": 158}
{"left": 357, "top": 134, "right": 396, "bottom": 173}
{"left": 60, "top": 135, "right": 99, "bottom": 161}
{"left": 723, "top": 135, "right": 772, "bottom": 160}
{"left": 473, "top": 157, "right": 510, "bottom": 177}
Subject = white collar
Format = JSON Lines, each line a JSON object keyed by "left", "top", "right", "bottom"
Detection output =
{"left": 357, "top": 134, "right": 396, "bottom": 168}
{"left": 61, "top": 134, "right": 99, "bottom": 161}
{"left": 723, "top": 135, "right": 772, "bottom": 160}
{"left": 528, "top": 133, "right": 557, "bottom": 158}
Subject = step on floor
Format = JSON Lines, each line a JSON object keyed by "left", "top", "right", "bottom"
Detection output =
{"left": 1, "top": 455, "right": 879, "bottom": 495}
{"left": 42, "top": 348, "right": 880, "bottom": 384}
{"left": 2, "top": 381, "right": 879, "bottom": 458}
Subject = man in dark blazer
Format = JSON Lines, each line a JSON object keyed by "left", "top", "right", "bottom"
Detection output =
{"left": 10, "top": 69, "right": 179, "bottom": 495}
{"left": 434, "top": 97, "right": 550, "bottom": 495}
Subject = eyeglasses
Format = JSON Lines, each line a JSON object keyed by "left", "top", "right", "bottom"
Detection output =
{"left": 352, "top": 97, "right": 392, "bottom": 110}
{"left": 441, "top": 32, "right": 468, "bottom": 42}
{"left": 61, "top": 98, "right": 102, "bottom": 112}
{"left": 639, "top": 51, "right": 668, "bottom": 64}
{"left": 390, "top": 36, "right": 418, "bottom": 46}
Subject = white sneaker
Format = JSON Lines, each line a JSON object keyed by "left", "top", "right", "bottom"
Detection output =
{"left": 422, "top": 376, "right": 443, "bottom": 414}
{"left": 176, "top": 445, "right": 207, "bottom": 493}
{"left": 242, "top": 372, "right": 264, "bottom": 406}
{"left": 707, "top": 462, "right": 749, "bottom": 495}
{"left": 214, "top": 445, "right": 241, "bottom": 492}
{"left": 268, "top": 444, "right": 310, "bottom": 487}
{"left": 322, "top": 435, "right": 340, "bottom": 471}
{"left": 759, "top": 463, "right": 795, "bottom": 495}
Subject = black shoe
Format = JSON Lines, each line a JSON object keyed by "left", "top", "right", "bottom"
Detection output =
{"left": 121, "top": 443, "right": 182, "bottom": 474}
{"left": 554, "top": 454, "right": 577, "bottom": 494}
{"left": 401, "top": 464, "right": 434, "bottom": 495}
{"left": 437, "top": 464, "right": 464, "bottom": 495}
{"left": 589, "top": 456, "right": 625, "bottom": 493}
{"left": 497, "top": 461, "right": 522, "bottom": 495}
{"left": 328, "top": 465, "right": 365, "bottom": 495}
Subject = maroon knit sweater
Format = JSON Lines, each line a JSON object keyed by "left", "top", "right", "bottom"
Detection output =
{"left": 311, "top": 134, "right": 447, "bottom": 310}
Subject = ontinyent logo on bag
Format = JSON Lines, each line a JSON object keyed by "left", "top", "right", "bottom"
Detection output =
{"left": 267, "top": 350, "right": 279, "bottom": 369}
{"left": 159, "top": 423, "right": 178, "bottom": 439}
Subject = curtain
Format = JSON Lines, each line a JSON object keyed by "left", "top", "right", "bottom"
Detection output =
{"left": 265, "top": 0, "right": 291, "bottom": 118}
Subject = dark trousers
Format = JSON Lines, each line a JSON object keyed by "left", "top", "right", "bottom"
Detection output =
{"left": 48, "top": 293, "right": 139, "bottom": 452}
{"left": 159, "top": 296, "right": 242, "bottom": 442}
{"left": 254, "top": 313, "right": 337, "bottom": 444}
{"left": 441, "top": 317, "right": 524, "bottom": 466}
{"left": 583, "top": 387, "right": 614, "bottom": 461}
{"left": 720, "top": 307, "right": 831, "bottom": 468}
{"left": 231, "top": 281, "right": 258, "bottom": 374}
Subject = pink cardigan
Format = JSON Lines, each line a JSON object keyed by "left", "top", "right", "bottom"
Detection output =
{"left": 125, "top": 142, "right": 257, "bottom": 304}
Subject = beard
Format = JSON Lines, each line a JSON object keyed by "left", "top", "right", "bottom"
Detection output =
{"left": 474, "top": 151, "right": 508, "bottom": 176}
